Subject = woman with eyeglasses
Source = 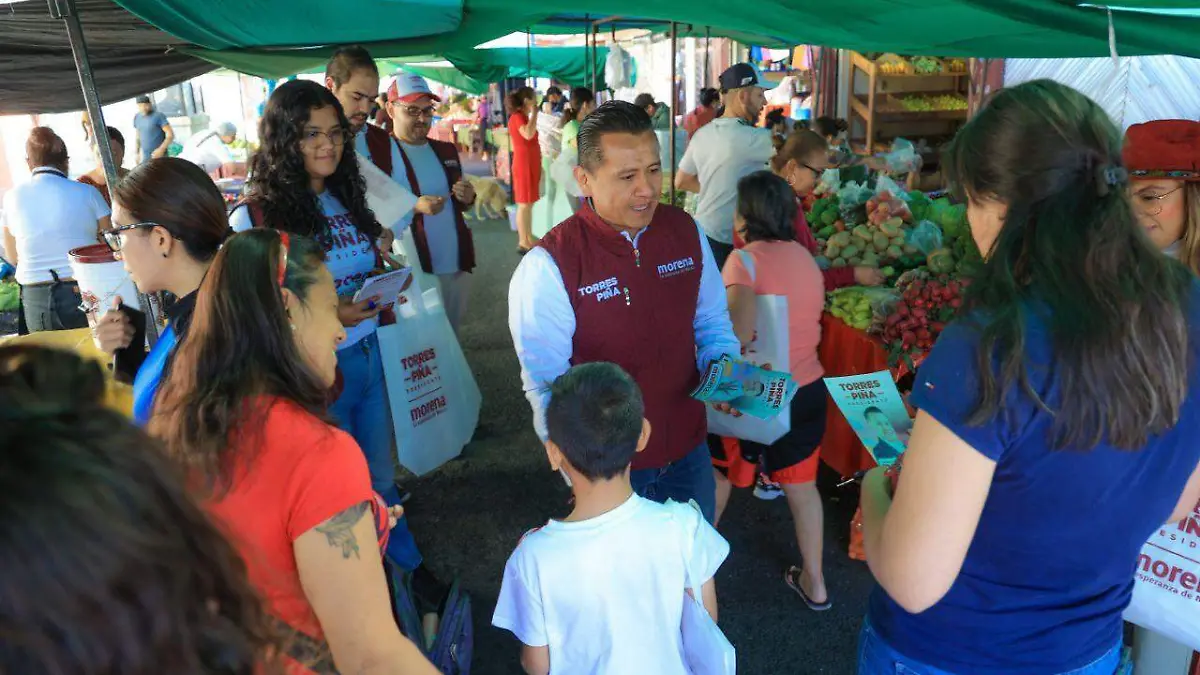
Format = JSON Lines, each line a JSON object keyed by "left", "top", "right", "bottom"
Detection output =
{"left": 150, "top": 230, "right": 438, "bottom": 675}
{"left": 1123, "top": 120, "right": 1200, "bottom": 275}
{"left": 92, "top": 157, "right": 230, "bottom": 426}
{"left": 738, "top": 129, "right": 883, "bottom": 289}
{"left": 229, "top": 79, "right": 425, "bottom": 573}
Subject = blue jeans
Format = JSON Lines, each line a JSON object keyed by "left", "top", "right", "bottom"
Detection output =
{"left": 330, "top": 334, "right": 422, "bottom": 570}
{"left": 630, "top": 442, "right": 717, "bottom": 523}
{"left": 857, "top": 620, "right": 1128, "bottom": 675}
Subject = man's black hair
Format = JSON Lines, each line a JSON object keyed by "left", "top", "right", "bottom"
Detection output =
{"left": 325, "top": 45, "right": 378, "bottom": 87}
{"left": 546, "top": 86, "right": 563, "bottom": 97}
{"left": 700, "top": 88, "right": 720, "bottom": 108}
{"left": 632, "top": 93, "right": 656, "bottom": 111}
{"left": 546, "top": 362, "right": 645, "bottom": 482}
{"left": 864, "top": 406, "right": 886, "bottom": 419}
{"left": 577, "top": 100, "right": 654, "bottom": 170}
{"left": 736, "top": 171, "right": 796, "bottom": 243}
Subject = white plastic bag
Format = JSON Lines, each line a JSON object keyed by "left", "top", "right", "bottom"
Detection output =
{"left": 676, "top": 502, "right": 736, "bottom": 675}
{"left": 548, "top": 145, "right": 583, "bottom": 198}
{"left": 377, "top": 269, "right": 481, "bottom": 476}
{"left": 706, "top": 250, "right": 791, "bottom": 445}
{"left": 1123, "top": 503, "right": 1200, "bottom": 650}
{"left": 605, "top": 44, "right": 633, "bottom": 89}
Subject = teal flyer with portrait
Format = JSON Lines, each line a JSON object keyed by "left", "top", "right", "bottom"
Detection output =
{"left": 823, "top": 371, "right": 911, "bottom": 466}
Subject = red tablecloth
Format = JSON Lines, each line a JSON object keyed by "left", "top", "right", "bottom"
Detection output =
{"left": 818, "top": 313, "right": 891, "bottom": 477}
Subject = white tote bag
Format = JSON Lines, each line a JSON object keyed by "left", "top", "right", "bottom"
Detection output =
{"left": 706, "top": 249, "right": 792, "bottom": 445}
{"left": 677, "top": 504, "right": 736, "bottom": 675}
{"left": 377, "top": 274, "right": 481, "bottom": 476}
{"left": 1123, "top": 502, "right": 1200, "bottom": 650}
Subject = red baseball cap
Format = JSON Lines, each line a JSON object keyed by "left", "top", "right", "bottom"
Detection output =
{"left": 1122, "top": 119, "right": 1200, "bottom": 181}
{"left": 387, "top": 73, "right": 441, "bottom": 104}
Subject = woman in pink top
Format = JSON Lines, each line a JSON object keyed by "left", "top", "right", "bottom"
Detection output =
{"left": 714, "top": 170, "right": 833, "bottom": 610}
{"left": 734, "top": 130, "right": 885, "bottom": 289}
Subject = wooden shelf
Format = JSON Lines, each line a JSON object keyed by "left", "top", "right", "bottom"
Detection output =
{"left": 846, "top": 51, "right": 970, "bottom": 155}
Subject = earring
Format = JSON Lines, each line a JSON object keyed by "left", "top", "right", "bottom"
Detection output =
{"left": 162, "top": 252, "right": 168, "bottom": 258}
{"left": 290, "top": 324, "right": 297, "bottom": 332}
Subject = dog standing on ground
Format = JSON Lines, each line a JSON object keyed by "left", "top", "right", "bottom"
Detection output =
{"left": 466, "top": 174, "right": 509, "bottom": 221}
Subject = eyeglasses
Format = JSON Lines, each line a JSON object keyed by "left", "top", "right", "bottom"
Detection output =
{"left": 800, "top": 162, "right": 825, "bottom": 179}
{"left": 397, "top": 105, "right": 435, "bottom": 119}
{"left": 100, "top": 221, "right": 157, "bottom": 254}
{"left": 1133, "top": 185, "right": 1184, "bottom": 217}
{"left": 301, "top": 127, "right": 348, "bottom": 148}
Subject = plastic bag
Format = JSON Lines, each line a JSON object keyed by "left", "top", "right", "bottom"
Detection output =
{"left": 605, "top": 45, "right": 634, "bottom": 89}
{"left": 906, "top": 220, "right": 944, "bottom": 255}
{"left": 837, "top": 181, "right": 873, "bottom": 221}
{"left": 378, "top": 273, "right": 481, "bottom": 476}
{"left": 815, "top": 169, "right": 842, "bottom": 197}
{"left": 882, "top": 138, "right": 920, "bottom": 174}
{"left": 1124, "top": 503, "right": 1200, "bottom": 650}
{"left": 548, "top": 145, "right": 584, "bottom": 197}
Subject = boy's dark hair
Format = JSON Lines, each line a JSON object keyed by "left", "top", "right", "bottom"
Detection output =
{"left": 700, "top": 87, "right": 720, "bottom": 108}
{"left": 736, "top": 170, "right": 796, "bottom": 243}
{"left": 813, "top": 116, "right": 848, "bottom": 138}
{"left": 546, "top": 362, "right": 645, "bottom": 481}
{"left": 577, "top": 101, "right": 654, "bottom": 170}
{"left": 325, "top": 45, "right": 377, "bottom": 87}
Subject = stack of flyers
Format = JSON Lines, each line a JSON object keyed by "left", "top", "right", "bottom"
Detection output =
{"left": 691, "top": 358, "right": 798, "bottom": 420}
{"left": 823, "top": 371, "right": 912, "bottom": 466}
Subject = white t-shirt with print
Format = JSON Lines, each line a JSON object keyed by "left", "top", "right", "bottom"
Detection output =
{"left": 229, "top": 191, "right": 377, "bottom": 349}
{"left": 492, "top": 495, "right": 729, "bottom": 674}
{"left": 0, "top": 168, "right": 110, "bottom": 285}
{"left": 679, "top": 117, "right": 775, "bottom": 245}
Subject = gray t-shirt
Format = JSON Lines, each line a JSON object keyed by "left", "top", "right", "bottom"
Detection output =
{"left": 678, "top": 118, "right": 775, "bottom": 245}
{"left": 133, "top": 111, "right": 169, "bottom": 161}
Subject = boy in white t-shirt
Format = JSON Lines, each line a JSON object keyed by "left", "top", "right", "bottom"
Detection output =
{"left": 493, "top": 362, "right": 730, "bottom": 675}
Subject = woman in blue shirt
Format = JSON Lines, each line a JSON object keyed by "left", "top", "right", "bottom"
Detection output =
{"left": 229, "top": 79, "right": 424, "bottom": 573}
{"left": 859, "top": 79, "right": 1200, "bottom": 675}
{"left": 92, "top": 157, "right": 229, "bottom": 425}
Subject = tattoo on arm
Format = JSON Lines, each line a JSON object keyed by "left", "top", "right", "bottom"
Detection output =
{"left": 315, "top": 502, "right": 369, "bottom": 560}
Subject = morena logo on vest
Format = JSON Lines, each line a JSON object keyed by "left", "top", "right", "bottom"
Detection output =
{"left": 578, "top": 276, "right": 622, "bottom": 303}
{"left": 656, "top": 256, "right": 696, "bottom": 279}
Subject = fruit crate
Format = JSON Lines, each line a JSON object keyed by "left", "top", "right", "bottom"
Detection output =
{"left": 846, "top": 51, "right": 970, "bottom": 155}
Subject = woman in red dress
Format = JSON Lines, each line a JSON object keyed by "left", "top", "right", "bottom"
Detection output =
{"left": 507, "top": 86, "right": 541, "bottom": 253}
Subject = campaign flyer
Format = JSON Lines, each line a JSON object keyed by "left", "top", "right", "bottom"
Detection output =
{"left": 823, "top": 371, "right": 911, "bottom": 466}
{"left": 692, "top": 358, "right": 797, "bottom": 420}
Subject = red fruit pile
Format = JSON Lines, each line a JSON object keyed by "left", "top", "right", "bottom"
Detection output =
{"left": 879, "top": 275, "right": 966, "bottom": 358}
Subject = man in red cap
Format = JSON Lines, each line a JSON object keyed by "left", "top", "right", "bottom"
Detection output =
{"left": 373, "top": 73, "right": 477, "bottom": 334}
{"left": 1123, "top": 119, "right": 1200, "bottom": 274}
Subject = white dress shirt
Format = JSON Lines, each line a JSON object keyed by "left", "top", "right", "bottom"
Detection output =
{"left": 509, "top": 221, "right": 740, "bottom": 441}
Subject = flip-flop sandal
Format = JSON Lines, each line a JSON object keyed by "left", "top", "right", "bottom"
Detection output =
{"left": 785, "top": 566, "right": 832, "bottom": 612}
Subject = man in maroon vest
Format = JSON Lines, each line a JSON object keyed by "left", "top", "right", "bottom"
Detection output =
{"left": 378, "top": 74, "right": 477, "bottom": 335}
{"left": 508, "top": 101, "right": 740, "bottom": 522}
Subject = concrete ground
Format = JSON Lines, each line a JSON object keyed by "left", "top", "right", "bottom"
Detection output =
{"left": 402, "top": 203, "right": 876, "bottom": 674}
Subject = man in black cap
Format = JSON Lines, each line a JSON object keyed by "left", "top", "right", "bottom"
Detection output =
{"left": 675, "top": 63, "right": 776, "bottom": 268}
{"left": 132, "top": 95, "right": 173, "bottom": 164}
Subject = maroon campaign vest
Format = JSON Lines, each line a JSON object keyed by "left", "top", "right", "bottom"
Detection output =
{"left": 540, "top": 203, "right": 706, "bottom": 470}
{"left": 363, "top": 125, "right": 476, "bottom": 275}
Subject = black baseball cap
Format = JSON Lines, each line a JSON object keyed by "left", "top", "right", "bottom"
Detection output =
{"left": 718, "top": 63, "right": 778, "bottom": 92}
{"left": 135, "top": 95, "right": 151, "bottom": 104}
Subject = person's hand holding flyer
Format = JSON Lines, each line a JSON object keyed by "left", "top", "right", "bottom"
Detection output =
{"left": 692, "top": 358, "right": 798, "bottom": 420}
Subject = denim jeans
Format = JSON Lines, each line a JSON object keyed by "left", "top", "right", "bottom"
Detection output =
{"left": 21, "top": 277, "right": 87, "bottom": 333}
{"left": 630, "top": 442, "right": 717, "bottom": 523}
{"left": 857, "top": 620, "right": 1128, "bottom": 675}
{"left": 329, "top": 333, "right": 422, "bottom": 570}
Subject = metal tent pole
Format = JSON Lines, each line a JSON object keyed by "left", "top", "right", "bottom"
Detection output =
{"left": 705, "top": 27, "right": 712, "bottom": 87}
{"left": 584, "top": 15, "right": 591, "bottom": 89}
{"left": 526, "top": 30, "right": 533, "bottom": 84}
{"left": 669, "top": 21, "right": 678, "bottom": 205}
{"left": 591, "top": 25, "right": 599, "bottom": 92}
{"left": 49, "top": 0, "right": 160, "bottom": 344}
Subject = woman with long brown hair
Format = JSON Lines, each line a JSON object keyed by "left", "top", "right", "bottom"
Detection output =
{"left": 1123, "top": 120, "right": 1200, "bottom": 275}
{"left": 92, "top": 157, "right": 230, "bottom": 426}
{"left": 858, "top": 80, "right": 1200, "bottom": 674}
{"left": 150, "top": 230, "right": 437, "bottom": 675}
{"left": 508, "top": 86, "right": 541, "bottom": 253}
{"left": 0, "top": 344, "right": 279, "bottom": 675}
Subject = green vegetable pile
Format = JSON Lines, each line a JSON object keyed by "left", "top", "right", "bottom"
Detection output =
{"left": 0, "top": 281, "right": 19, "bottom": 313}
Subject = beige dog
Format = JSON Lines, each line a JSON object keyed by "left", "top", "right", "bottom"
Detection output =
{"left": 466, "top": 174, "right": 509, "bottom": 221}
